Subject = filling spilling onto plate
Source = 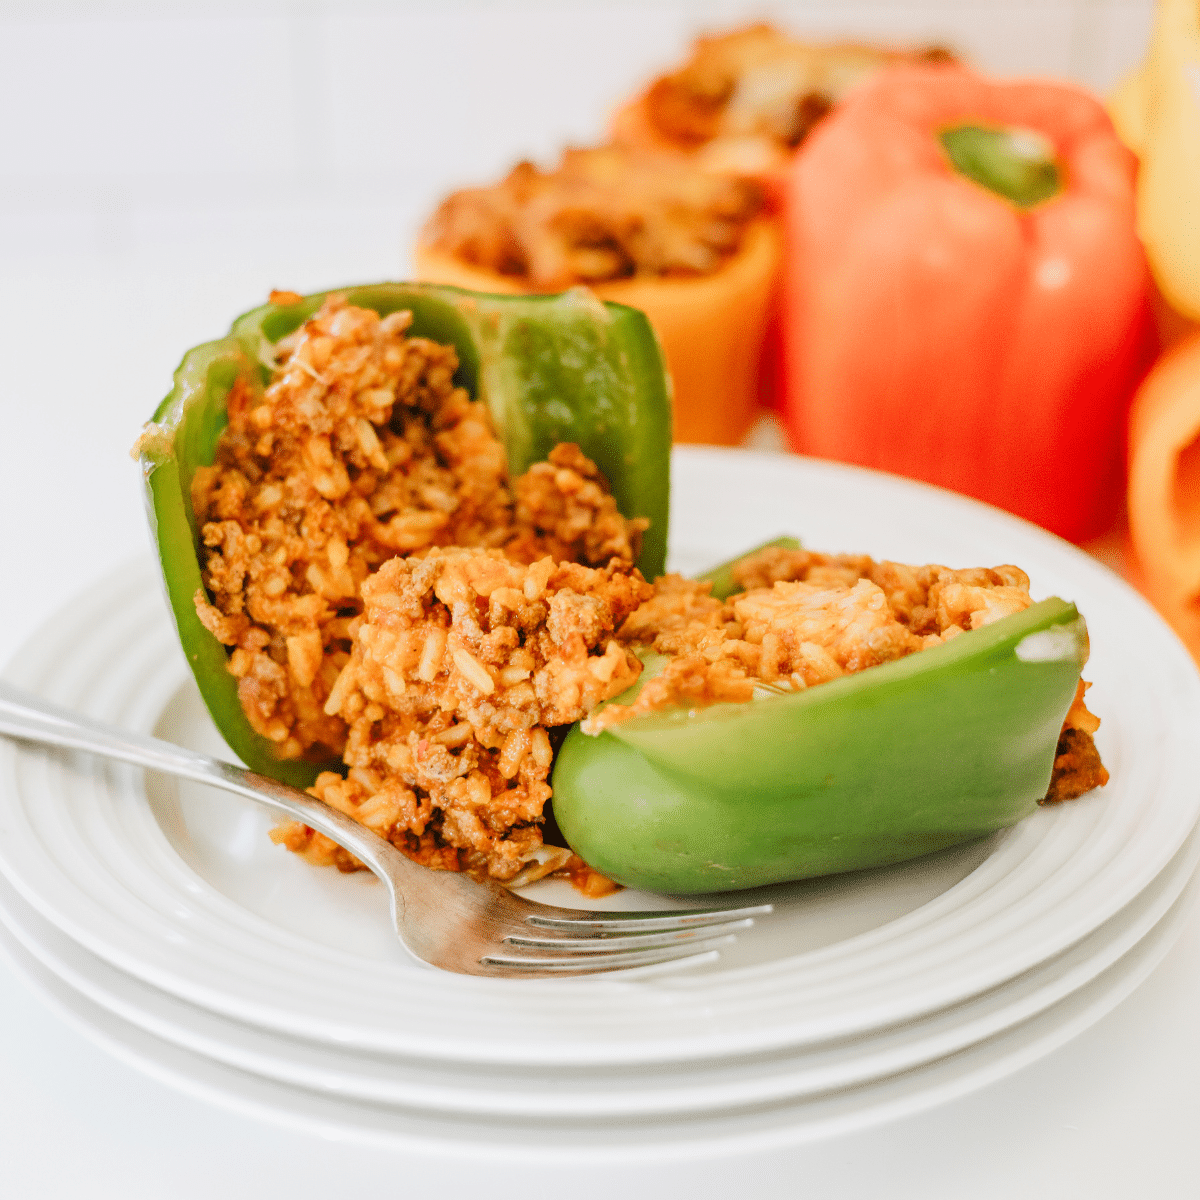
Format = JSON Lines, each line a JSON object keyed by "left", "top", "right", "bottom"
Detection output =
{"left": 193, "top": 297, "right": 1106, "bottom": 892}
{"left": 192, "top": 294, "right": 647, "bottom": 890}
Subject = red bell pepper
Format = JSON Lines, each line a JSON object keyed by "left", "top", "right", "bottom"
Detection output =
{"left": 781, "top": 64, "right": 1155, "bottom": 542}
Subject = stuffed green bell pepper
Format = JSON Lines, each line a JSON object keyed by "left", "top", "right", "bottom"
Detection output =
{"left": 136, "top": 283, "right": 672, "bottom": 791}
{"left": 137, "top": 283, "right": 1102, "bottom": 897}
{"left": 551, "top": 566, "right": 1099, "bottom": 895}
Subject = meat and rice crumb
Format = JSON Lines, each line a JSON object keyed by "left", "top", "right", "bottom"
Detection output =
{"left": 192, "top": 294, "right": 1106, "bottom": 892}
{"left": 280, "top": 549, "right": 650, "bottom": 882}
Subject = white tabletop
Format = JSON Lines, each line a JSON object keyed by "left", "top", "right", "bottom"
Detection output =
{"left": 4, "top": 3, "right": 1197, "bottom": 1194}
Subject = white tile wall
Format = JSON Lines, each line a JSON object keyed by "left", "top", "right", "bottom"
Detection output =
{"left": 0, "top": 0, "right": 1157, "bottom": 278}
{"left": 0, "top": 14, "right": 296, "bottom": 177}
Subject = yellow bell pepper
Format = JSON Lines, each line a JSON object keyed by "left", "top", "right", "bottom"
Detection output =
{"left": 1110, "top": 0, "right": 1200, "bottom": 323}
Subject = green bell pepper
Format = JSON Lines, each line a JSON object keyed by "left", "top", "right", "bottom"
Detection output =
{"left": 938, "top": 124, "right": 1062, "bottom": 210}
{"left": 137, "top": 282, "right": 672, "bottom": 789}
{"left": 551, "top": 596, "right": 1088, "bottom": 893}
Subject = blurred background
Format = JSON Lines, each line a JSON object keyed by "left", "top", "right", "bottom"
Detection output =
{"left": 0, "top": 1, "right": 1156, "bottom": 282}
{"left": 0, "top": 0, "right": 1157, "bottom": 662}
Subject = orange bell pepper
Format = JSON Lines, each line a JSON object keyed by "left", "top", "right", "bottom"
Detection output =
{"left": 415, "top": 218, "right": 780, "bottom": 446}
{"left": 781, "top": 64, "right": 1155, "bottom": 543}
{"left": 1127, "top": 330, "right": 1200, "bottom": 663}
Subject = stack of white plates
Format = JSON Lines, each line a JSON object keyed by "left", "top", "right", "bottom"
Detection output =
{"left": 2, "top": 449, "right": 1199, "bottom": 1159}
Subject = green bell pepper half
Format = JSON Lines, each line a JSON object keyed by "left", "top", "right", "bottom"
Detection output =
{"left": 137, "top": 282, "right": 672, "bottom": 789}
{"left": 551, "top": 596, "right": 1089, "bottom": 894}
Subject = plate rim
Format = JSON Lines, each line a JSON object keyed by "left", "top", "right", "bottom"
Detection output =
{"left": 1, "top": 855, "right": 1194, "bottom": 1160}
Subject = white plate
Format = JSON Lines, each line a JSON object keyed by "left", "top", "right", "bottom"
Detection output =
{"left": 1, "top": 448, "right": 1198, "bottom": 1069}
{"left": 1, "top": 851, "right": 1195, "bottom": 1159}
{"left": 1, "top": 819, "right": 1196, "bottom": 1121}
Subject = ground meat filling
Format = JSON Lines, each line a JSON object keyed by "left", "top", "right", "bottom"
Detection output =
{"left": 586, "top": 548, "right": 1039, "bottom": 730}
{"left": 193, "top": 294, "right": 644, "bottom": 765}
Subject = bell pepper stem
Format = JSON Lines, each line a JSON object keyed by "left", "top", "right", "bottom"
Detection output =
{"left": 939, "top": 123, "right": 1062, "bottom": 209}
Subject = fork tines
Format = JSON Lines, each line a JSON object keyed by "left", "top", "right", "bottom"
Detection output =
{"left": 483, "top": 902, "right": 772, "bottom": 974}
{"left": 523, "top": 902, "right": 773, "bottom": 932}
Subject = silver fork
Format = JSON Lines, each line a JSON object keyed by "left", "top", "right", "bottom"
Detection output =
{"left": 0, "top": 681, "right": 769, "bottom": 978}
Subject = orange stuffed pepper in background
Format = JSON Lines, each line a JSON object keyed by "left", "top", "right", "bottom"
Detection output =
{"left": 609, "top": 24, "right": 956, "bottom": 410}
{"left": 782, "top": 64, "right": 1155, "bottom": 544}
{"left": 610, "top": 23, "right": 955, "bottom": 208}
{"left": 415, "top": 145, "right": 779, "bottom": 446}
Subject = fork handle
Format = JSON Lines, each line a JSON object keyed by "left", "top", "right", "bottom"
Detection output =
{"left": 0, "top": 678, "right": 411, "bottom": 887}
